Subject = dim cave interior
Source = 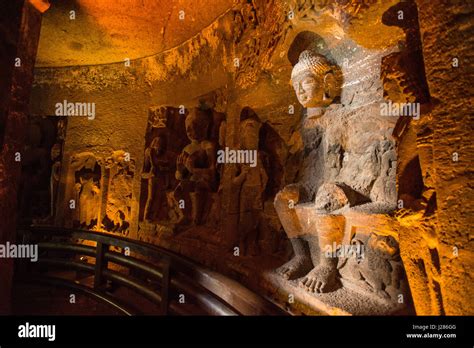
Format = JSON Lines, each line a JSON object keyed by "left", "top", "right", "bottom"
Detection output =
{"left": 0, "top": 0, "right": 473, "bottom": 318}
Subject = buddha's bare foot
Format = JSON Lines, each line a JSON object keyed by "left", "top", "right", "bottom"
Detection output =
{"left": 299, "top": 264, "right": 338, "bottom": 293}
{"left": 277, "top": 256, "right": 313, "bottom": 280}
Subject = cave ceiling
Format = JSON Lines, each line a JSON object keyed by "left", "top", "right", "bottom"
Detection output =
{"left": 35, "top": 0, "right": 234, "bottom": 67}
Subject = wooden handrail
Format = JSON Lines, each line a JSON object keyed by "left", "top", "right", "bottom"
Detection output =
{"left": 17, "top": 226, "right": 287, "bottom": 316}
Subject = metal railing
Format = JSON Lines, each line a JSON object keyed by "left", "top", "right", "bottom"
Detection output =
{"left": 16, "top": 226, "right": 286, "bottom": 316}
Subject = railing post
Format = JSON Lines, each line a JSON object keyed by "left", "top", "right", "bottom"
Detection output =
{"left": 161, "top": 256, "right": 171, "bottom": 315}
{"left": 94, "top": 242, "right": 108, "bottom": 290}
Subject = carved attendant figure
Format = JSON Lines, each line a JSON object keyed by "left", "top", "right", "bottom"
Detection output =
{"left": 232, "top": 117, "right": 268, "bottom": 255}
{"left": 142, "top": 135, "right": 172, "bottom": 222}
{"left": 76, "top": 177, "right": 101, "bottom": 228}
{"left": 105, "top": 151, "right": 135, "bottom": 232}
{"left": 50, "top": 143, "right": 61, "bottom": 218}
{"left": 174, "top": 108, "right": 217, "bottom": 225}
{"left": 70, "top": 152, "right": 101, "bottom": 228}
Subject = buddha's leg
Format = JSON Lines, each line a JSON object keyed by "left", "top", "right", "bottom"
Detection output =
{"left": 277, "top": 238, "right": 313, "bottom": 279}
{"left": 300, "top": 215, "right": 345, "bottom": 293}
{"left": 274, "top": 187, "right": 313, "bottom": 279}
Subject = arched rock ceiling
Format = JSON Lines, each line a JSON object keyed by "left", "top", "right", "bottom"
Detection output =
{"left": 35, "top": 0, "right": 234, "bottom": 67}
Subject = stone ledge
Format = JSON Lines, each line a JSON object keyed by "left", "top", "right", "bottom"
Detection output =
{"left": 262, "top": 271, "right": 412, "bottom": 316}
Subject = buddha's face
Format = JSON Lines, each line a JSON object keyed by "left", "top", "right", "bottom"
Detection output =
{"left": 292, "top": 70, "right": 325, "bottom": 108}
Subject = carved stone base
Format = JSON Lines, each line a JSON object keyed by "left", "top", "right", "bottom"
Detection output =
{"left": 263, "top": 271, "right": 412, "bottom": 315}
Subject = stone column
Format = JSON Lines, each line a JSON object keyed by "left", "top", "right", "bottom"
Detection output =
{"left": 0, "top": 0, "right": 49, "bottom": 314}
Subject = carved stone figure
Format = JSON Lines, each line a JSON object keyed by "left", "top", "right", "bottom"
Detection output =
{"left": 274, "top": 48, "right": 398, "bottom": 294}
{"left": 70, "top": 152, "right": 101, "bottom": 228}
{"left": 232, "top": 117, "right": 268, "bottom": 255}
{"left": 70, "top": 152, "right": 98, "bottom": 172}
{"left": 275, "top": 50, "right": 343, "bottom": 292}
{"left": 338, "top": 231, "right": 405, "bottom": 301}
{"left": 75, "top": 177, "right": 101, "bottom": 227}
{"left": 104, "top": 150, "right": 135, "bottom": 233}
{"left": 50, "top": 143, "right": 62, "bottom": 218}
{"left": 148, "top": 106, "right": 168, "bottom": 129}
{"left": 142, "top": 135, "right": 172, "bottom": 222}
{"left": 56, "top": 118, "right": 67, "bottom": 141}
{"left": 174, "top": 108, "right": 217, "bottom": 225}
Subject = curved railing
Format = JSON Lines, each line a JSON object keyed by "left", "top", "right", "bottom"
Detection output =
{"left": 16, "top": 226, "right": 287, "bottom": 316}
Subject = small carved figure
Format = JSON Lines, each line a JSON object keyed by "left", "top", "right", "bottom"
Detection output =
{"left": 149, "top": 107, "right": 168, "bottom": 129}
{"left": 70, "top": 152, "right": 101, "bottom": 228}
{"left": 232, "top": 117, "right": 268, "bottom": 255}
{"left": 50, "top": 143, "right": 62, "bottom": 218}
{"left": 75, "top": 177, "right": 101, "bottom": 228}
{"left": 102, "top": 150, "right": 135, "bottom": 232}
{"left": 174, "top": 108, "right": 217, "bottom": 225}
{"left": 142, "top": 135, "right": 172, "bottom": 222}
{"left": 349, "top": 233, "right": 400, "bottom": 299}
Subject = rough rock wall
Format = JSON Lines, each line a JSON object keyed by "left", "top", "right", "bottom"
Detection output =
{"left": 414, "top": 0, "right": 474, "bottom": 315}
{"left": 0, "top": 0, "right": 46, "bottom": 314}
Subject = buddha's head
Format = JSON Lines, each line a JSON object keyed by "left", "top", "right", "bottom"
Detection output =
{"left": 291, "top": 50, "right": 339, "bottom": 108}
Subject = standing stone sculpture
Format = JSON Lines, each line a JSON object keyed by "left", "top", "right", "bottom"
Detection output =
{"left": 174, "top": 108, "right": 217, "bottom": 225}
{"left": 49, "top": 143, "right": 62, "bottom": 218}
{"left": 142, "top": 134, "right": 172, "bottom": 222}
{"left": 232, "top": 117, "right": 268, "bottom": 255}
{"left": 70, "top": 152, "right": 101, "bottom": 228}
{"left": 274, "top": 48, "right": 398, "bottom": 295}
{"left": 75, "top": 177, "right": 101, "bottom": 228}
{"left": 104, "top": 150, "right": 135, "bottom": 233}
